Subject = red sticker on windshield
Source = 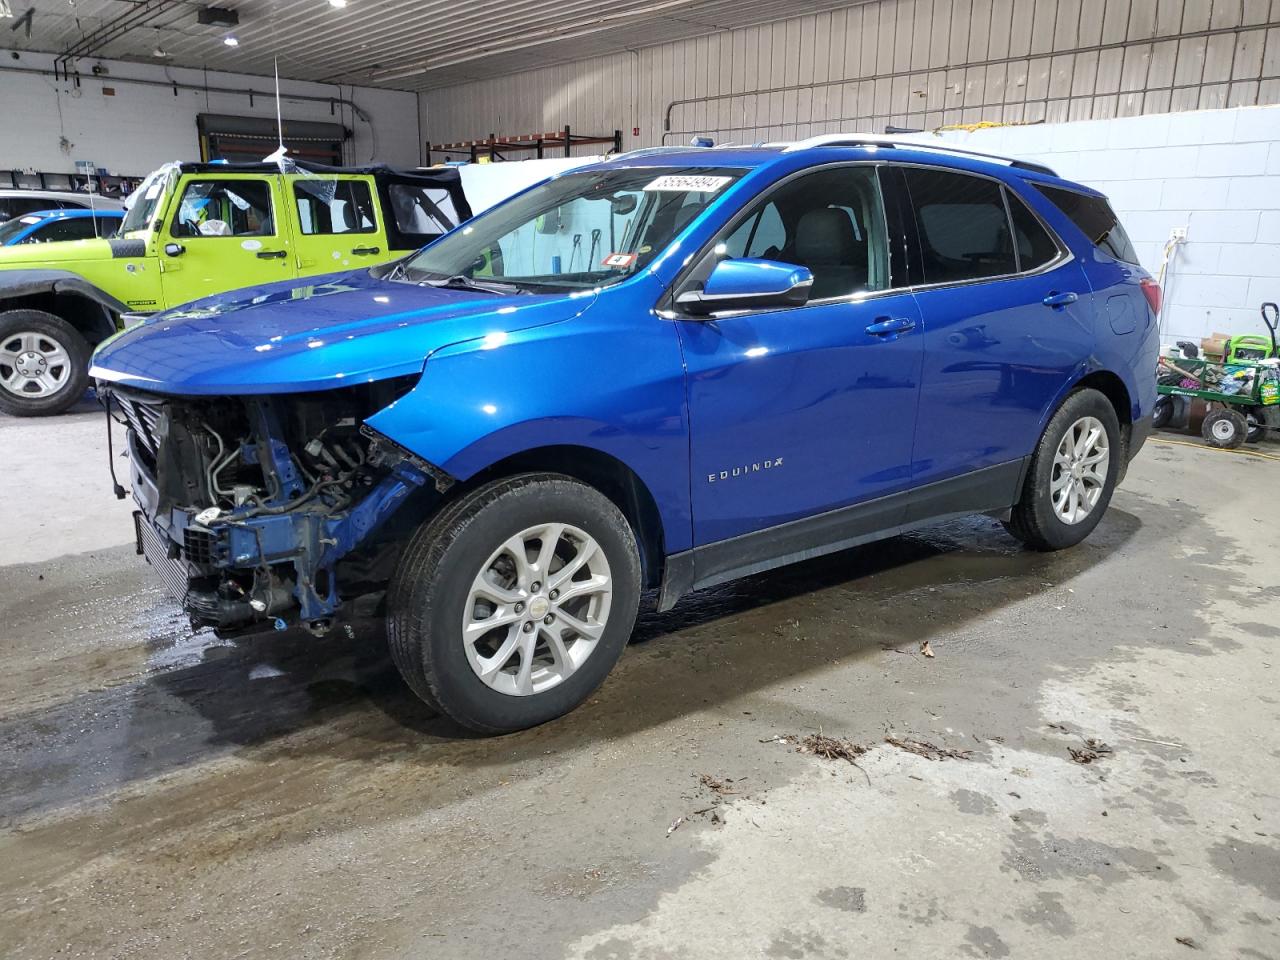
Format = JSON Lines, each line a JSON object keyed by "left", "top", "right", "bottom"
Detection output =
{"left": 602, "top": 252, "right": 637, "bottom": 268}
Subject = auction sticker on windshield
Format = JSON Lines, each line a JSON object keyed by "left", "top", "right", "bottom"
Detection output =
{"left": 643, "top": 175, "right": 732, "bottom": 192}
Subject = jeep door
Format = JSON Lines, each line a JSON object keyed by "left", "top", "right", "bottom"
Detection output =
{"left": 673, "top": 164, "right": 925, "bottom": 546}
{"left": 287, "top": 176, "right": 391, "bottom": 275}
{"left": 891, "top": 165, "right": 1094, "bottom": 491}
{"left": 159, "top": 174, "right": 296, "bottom": 307}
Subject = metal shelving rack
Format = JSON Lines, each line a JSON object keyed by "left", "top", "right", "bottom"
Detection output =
{"left": 1, "top": 169, "right": 143, "bottom": 199}
{"left": 425, "top": 127, "right": 622, "bottom": 164}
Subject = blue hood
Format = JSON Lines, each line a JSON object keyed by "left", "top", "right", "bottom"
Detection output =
{"left": 91, "top": 270, "right": 594, "bottom": 395}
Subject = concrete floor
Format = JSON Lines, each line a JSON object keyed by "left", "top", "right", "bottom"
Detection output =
{"left": 1, "top": 406, "right": 1278, "bottom": 960}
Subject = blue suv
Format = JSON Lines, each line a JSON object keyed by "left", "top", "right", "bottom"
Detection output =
{"left": 92, "top": 136, "right": 1159, "bottom": 733}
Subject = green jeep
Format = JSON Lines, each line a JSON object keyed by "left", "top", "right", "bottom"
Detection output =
{"left": 0, "top": 160, "right": 471, "bottom": 416}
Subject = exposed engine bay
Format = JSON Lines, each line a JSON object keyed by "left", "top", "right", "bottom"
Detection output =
{"left": 103, "top": 377, "right": 448, "bottom": 635}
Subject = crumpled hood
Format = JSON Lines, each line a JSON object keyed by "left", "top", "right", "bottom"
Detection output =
{"left": 91, "top": 269, "right": 595, "bottom": 395}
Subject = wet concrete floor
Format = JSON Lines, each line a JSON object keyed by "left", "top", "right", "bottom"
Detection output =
{"left": 1, "top": 409, "right": 1277, "bottom": 959}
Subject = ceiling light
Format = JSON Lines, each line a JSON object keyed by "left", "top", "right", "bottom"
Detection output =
{"left": 328, "top": 0, "right": 347, "bottom": 7}
{"left": 223, "top": 35, "right": 239, "bottom": 46}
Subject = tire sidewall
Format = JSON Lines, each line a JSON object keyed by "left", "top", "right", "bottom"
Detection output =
{"left": 1202, "top": 409, "right": 1246, "bottom": 448}
{"left": 0, "top": 310, "right": 91, "bottom": 417}
{"left": 1025, "top": 390, "right": 1122, "bottom": 549}
{"left": 398, "top": 477, "right": 641, "bottom": 733}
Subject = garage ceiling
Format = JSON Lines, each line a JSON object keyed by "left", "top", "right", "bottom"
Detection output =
{"left": 4, "top": 0, "right": 870, "bottom": 90}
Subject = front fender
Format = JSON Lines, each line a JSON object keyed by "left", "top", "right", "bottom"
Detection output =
{"left": 364, "top": 296, "right": 693, "bottom": 552}
{"left": 0, "top": 268, "right": 129, "bottom": 315}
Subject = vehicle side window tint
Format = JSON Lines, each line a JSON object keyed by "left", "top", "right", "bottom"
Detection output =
{"left": 389, "top": 185, "right": 458, "bottom": 235}
{"left": 701, "top": 166, "right": 890, "bottom": 301}
{"left": 294, "top": 179, "right": 378, "bottom": 235}
{"left": 723, "top": 202, "right": 786, "bottom": 259}
{"left": 1005, "top": 189, "right": 1060, "bottom": 272}
{"left": 8, "top": 198, "right": 52, "bottom": 217}
{"left": 1034, "top": 183, "right": 1140, "bottom": 265}
{"left": 171, "top": 180, "right": 275, "bottom": 238}
{"left": 902, "top": 168, "right": 1017, "bottom": 283}
{"left": 31, "top": 218, "right": 97, "bottom": 243}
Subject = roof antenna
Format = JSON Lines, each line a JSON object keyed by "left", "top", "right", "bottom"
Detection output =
{"left": 264, "top": 56, "right": 287, "bottom": 165}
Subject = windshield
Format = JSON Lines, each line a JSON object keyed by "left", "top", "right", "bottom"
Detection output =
{"left": 120, "top": 166, "right": 174, "bottom": 235}
{"left": 400, "top": 166, "right": 744, "bottom": 292}
{"left": 0, "top": 215, "right": 41, "bottom": 245}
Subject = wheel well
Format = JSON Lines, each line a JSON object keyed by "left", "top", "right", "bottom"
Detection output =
{"left": 1071, "top": 370, "right": 1134, "bottom": 475}
{"left": 462, "top": 445, "right": 666, "bottom": 589}
{"left": 1, "top": 292, "right": 116, "bottom": 346}
{"left": 1073, "top": 370, "right": 1131, "bottom": 426}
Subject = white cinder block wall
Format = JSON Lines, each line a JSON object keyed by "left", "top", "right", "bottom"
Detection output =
{"left": 0, "top": 49, "right": 421, "bottom": 174}
{"left": 908, "top": 105, "right": 1280, "bottom": 346}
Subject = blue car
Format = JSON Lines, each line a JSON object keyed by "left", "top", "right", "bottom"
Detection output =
{"left": 92, "top": 136, "right": 1159, "bottom": 732}
{"left": 0, "top": 208, "right": 123, "bottom": 245}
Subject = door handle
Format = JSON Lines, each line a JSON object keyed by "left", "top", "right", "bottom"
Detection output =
{"left": 351, "top": 246, "right": 381, "bottom": 256}
{"left": 1042, "top": 291, "right": 1079, "bottom": 308}
{"left": 256, "top": 250, "right": 288, "bottom": 260}
{"left": 865, "top": 316, "right": 917, "bottom": 336}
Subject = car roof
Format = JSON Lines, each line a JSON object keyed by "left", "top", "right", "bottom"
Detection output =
{"left": 20, "top": 207, "right": 123, "bottom": 221}
{"left": 0, "top": 188, "right": 103, "bottom": 200}
{"left": 596, "top": 136, "right": 1098, "bottom": 194}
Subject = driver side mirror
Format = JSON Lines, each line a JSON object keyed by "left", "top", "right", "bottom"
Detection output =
{"left": 676, "top": 258, "right": 813, "bottom": 317}
{"left": 164, "top": 242, "right": 185, "bottom": 257}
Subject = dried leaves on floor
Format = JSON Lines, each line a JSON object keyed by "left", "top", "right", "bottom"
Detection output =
{"left": 765, "top": 733, "right": 869, "bottom": 763}
{"left": 698, "top": 773, "right": 738, "bottom": 795}
{"left": 1069, "top": 739, "right": 1114, "bottom": 764}
{"left": 920, "top": 640, "right": 935, "bottom": 658}
{"left": 884, "top": 736, "right": 972, "bottom": 761}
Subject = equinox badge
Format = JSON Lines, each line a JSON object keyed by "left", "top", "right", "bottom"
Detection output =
{"left": 708, "top": 458, "right": 783, "bottom": 483}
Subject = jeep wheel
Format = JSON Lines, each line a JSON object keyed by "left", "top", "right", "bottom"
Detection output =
{"left": 387, "top": 473, "right": 642, "bottom": 734}
{"left": 0, "top": 310, "right": 91, "bottom": 417}
{"left": 1004, "top": 388, "right": 1120, "bottom": 551}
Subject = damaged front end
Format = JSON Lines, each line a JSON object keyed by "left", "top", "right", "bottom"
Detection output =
{"left": 105, "top": 378, "right": 449, "bottom": 636}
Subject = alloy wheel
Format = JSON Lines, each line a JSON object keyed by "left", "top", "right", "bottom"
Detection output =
{"left": 0, "top": 331, "right": 72, "bottom": 398}
{"left": 1050, "top": 415, "right": 1110, "bottom": 525}
{"left": 462, "top": 522, "right": 613, "bottom": 697}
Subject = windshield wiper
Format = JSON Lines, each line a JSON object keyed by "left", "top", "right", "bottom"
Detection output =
{"left": 424, "top": 275, "right": 529, "bottom": 295}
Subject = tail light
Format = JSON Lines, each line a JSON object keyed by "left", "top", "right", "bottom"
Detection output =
{"left": 1140, "top": 277, "right": 1162, "bottom": 316}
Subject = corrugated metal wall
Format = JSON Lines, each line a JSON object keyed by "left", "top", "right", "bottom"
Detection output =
{"left": 422, "top": 0, "right": 1280, "bottom": 154}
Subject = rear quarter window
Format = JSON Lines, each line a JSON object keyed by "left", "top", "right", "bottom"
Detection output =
{"left": 1034, "top": 184, "right": 1140, "bottom": 265}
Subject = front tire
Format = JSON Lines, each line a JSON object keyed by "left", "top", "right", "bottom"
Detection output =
{"left": 387, "top": 473, "right": 642, "bottom": 734}
{"left": 1004, "top": 388, "right": 1121, "bottom": 551}
{"left": 0, "top": 310, "right": 91, "bottom": 417}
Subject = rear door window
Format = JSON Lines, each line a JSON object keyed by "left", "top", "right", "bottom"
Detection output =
{"left": 901, "top": 168, "right": 1018, "bottom": 283}
{"left": 294, "top": 179, "right": 378, "bottom": 235}
{"left": 1034, "top": 184, "right": 1139, "bottom": 265}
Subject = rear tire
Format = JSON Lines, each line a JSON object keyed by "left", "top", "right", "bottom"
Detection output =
{"left": 1201, "top": 408, "right": 1247, "bottom": 449}
{"left": 387, "top": 473, "right": 642, "bottom": 734}
{"left": 1245, "top": 409, "right": 1266, "bottom": 444}
{"left": 1004, "top": 388, "right": 1121, "bottom": 551}
{"left": 0, "top": 310, "right": 91, "bottom": 417}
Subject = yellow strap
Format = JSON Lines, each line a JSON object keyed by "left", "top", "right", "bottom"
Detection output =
{"left": 1148, "top": 435, "right": 1280, "bottom": 461}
